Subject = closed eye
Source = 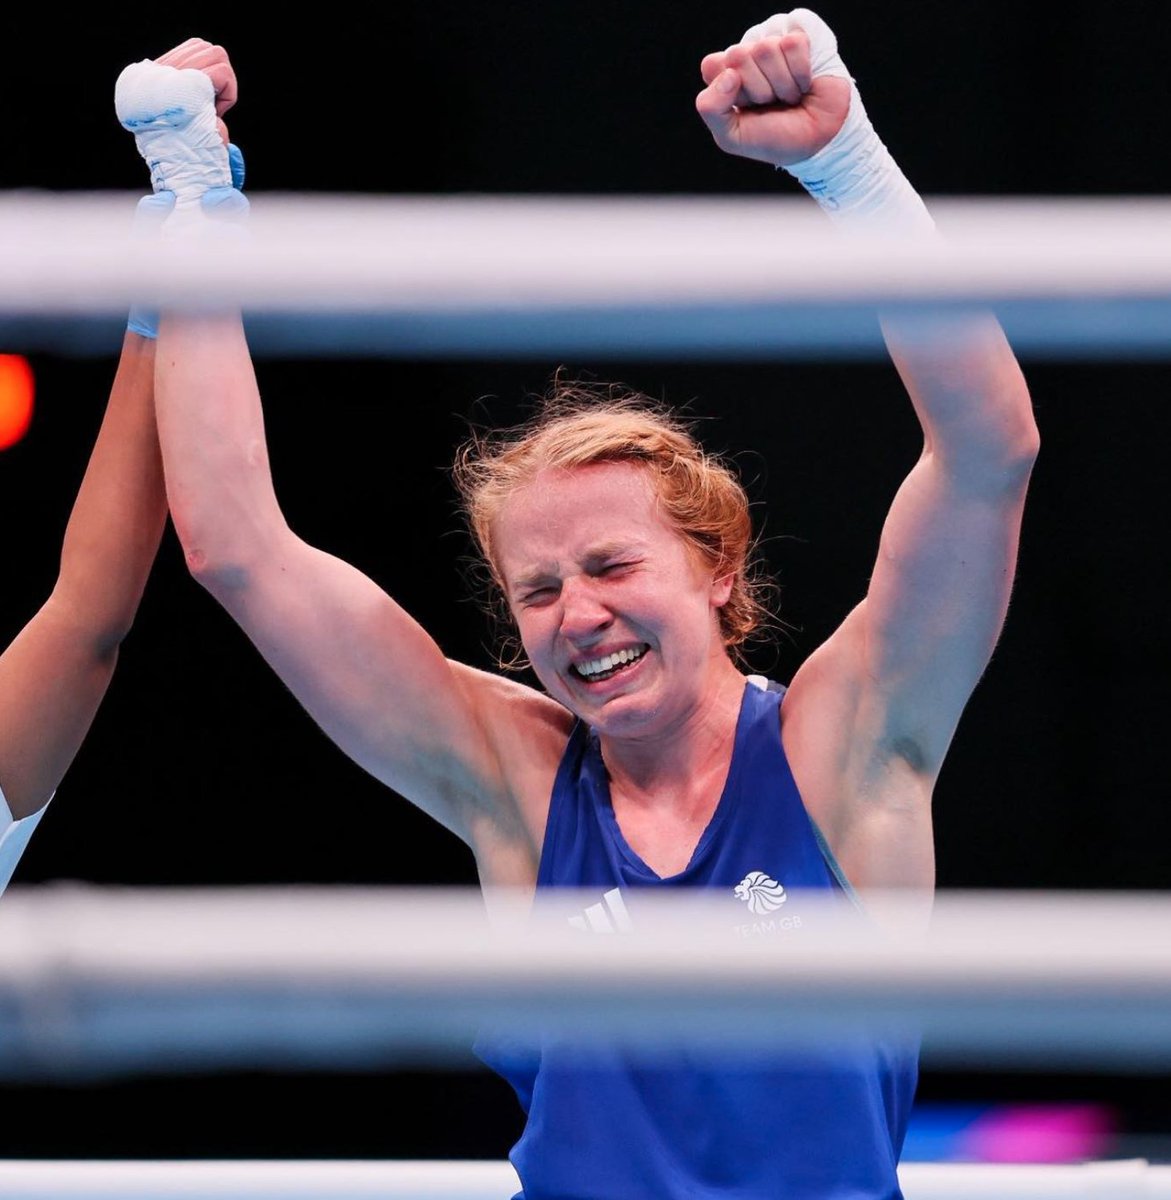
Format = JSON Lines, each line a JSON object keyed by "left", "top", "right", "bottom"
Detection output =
{"left": 518, "top": 585, "right": 559, "bottom": 607}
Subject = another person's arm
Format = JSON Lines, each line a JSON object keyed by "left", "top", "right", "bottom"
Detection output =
{"left": 696, "top": 11, "right": 1038, "bottom": 890}
{"left": 0, "top": 332, "right": 167, "bottom": 883}
{"left": 0, "top": 39, "right": 216, "bottom": 882}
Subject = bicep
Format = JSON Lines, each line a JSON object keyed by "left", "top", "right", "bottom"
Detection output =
{"left": 860, "top": 449, "right": 1033, "bottom": 771}
{"left": 785, "top": 322, "right": 1037, "bottom": 885}
{"left": 205, "top": 533, "right": 536, "bottom": 840}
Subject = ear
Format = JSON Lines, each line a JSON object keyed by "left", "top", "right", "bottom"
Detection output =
{"left": 711, "top": 571, "right": 735, "bottom": 609}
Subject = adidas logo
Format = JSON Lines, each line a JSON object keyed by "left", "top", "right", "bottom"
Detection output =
{"left": 569, "top": 887, "right": 632, "bottom": 933}
{"left": 734, "top": 871, "right": 788, "bottom": 915}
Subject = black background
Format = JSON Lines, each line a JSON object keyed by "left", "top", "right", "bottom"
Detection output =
{"left": 3, "top": 0, "right": 1170, "bottom": 1164}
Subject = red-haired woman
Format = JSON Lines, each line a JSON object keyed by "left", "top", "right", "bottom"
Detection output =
{"left": 135, "top": 11, "right": 1038, "bottom": 1198}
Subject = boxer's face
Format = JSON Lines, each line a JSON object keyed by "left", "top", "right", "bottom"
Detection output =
{"left": 494, "top": 460, "right": 732, "bottom": 738}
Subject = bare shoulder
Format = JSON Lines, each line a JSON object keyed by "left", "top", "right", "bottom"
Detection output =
{"left": 448, "top": 661, "right": 575, "bottom": 855}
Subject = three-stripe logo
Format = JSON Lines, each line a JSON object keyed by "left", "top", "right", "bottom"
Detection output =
{"left": 569, "top": 887, "right": 633, "bottom": 933}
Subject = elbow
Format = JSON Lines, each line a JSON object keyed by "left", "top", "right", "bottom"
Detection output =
{"left": 960, "top": 437, "right": 1039, "bottom": 499}
{"left": 184, "top": 543, "right": 252, "bottom": 594}
{"left": 40, "top": 588, "right": 133, "bottom": 662}
{"left": 1002, "top": 375, "right": 1040, "bottom": 465}
{"left": 1012, "top": 411, "right": 1041, "bottom": 478}
{"left": 997, "top": 415, "right": 1040, "bottom": 488}
{"left": 171, "top": 500, "right": 287, "bottom": 599}
{"left": 1012, "top": 399, "right": 1041, "bottom": 465}
{"left": 943, "top": 399, "right": 1040, "bottom": 492}
{"left": 982, "top": 378, "right": 1041, "bottom": 474}
{"left": 170, "top": 511, "right": 253, "bottom": 595}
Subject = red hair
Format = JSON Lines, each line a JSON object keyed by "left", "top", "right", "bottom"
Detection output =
{"left": 453, "top": 382, "right": 776, "bottom": 666}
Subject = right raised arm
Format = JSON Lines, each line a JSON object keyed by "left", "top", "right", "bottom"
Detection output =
{"left": 155, "top": 312, "right": 561, "bottom": 857}
{"left": 116, "top": 40, "right": 565, "bottom": 863}
{"left": 0, "top": 332, "right": 166, "bottom": 822}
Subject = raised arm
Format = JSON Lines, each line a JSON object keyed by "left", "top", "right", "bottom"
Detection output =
{"left": 696, "top": 11, "right": 1038, "bottom": 889}
{"left": 126, "top": 46, "right": 559, "bottom": 872}
{"left": 0, "top": 332, "right": 167, "bottom": 821}
{"left": 155, "top": 314, "right": 559, "bottom": 854}
{"left": 0, "top": 40, "right": 227, "bottom": 834}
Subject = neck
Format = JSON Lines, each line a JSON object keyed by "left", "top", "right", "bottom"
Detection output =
{"left": 598, "top": 657, "right": 747, "bottom": 811}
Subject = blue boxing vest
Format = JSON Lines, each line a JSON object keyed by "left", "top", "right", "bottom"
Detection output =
{"left": 478, "top": 678, "right": 918, "bottom": 1200}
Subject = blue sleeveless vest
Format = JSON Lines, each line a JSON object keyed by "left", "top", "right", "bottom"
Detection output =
{"left": 478, "top": 679, "right": 918, "bottom": 1199}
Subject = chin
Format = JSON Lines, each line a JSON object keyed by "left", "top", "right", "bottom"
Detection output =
{"left": 580, "top": 689, "right": 668, "bottom": 739}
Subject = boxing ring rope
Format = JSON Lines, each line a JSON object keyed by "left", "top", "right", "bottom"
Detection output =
{"left": 1, "top": 886, "right": 1169, "bottom": 1076}
{"left": 4, "top": 194, "right": 1171, "bottom": 357}
{"left": 5, "top": 191, "right": 1170, "bottom": 1194}
{"left": 1, "top": 1159, "right": 1169, "bottom": 1200}
{"left": 3, "top": 886, "right": 1169, "bottom": 1195}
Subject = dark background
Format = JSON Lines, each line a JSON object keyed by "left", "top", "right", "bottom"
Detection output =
{"left": 4, "top": 0, "right": 1170, "bottom": 1165}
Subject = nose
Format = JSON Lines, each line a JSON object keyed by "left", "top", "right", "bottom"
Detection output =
{"left": 558, "top": 575, "right": 613, "bottom": 644}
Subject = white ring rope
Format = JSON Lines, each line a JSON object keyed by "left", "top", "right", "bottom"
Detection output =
{"left": 6, "top": 195, "right": 1167, "bottom": 1190}
{"left": 0, "top": 1159, "right": 1167, "bottom": 1200}
{"left": 1, "top": 886, "right": 1168, "bottom": 1077}
{"left": 4, "top": 195, "right": 1171, "bottom": 356}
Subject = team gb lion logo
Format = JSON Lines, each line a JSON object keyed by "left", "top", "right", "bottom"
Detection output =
{"left": 734, "top": 871, "right": 788, "bottom": 915}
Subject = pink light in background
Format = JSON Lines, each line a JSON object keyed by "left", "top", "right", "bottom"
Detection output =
{"left": 961, "top": 1104, "right": 1117, "bottom": 1164}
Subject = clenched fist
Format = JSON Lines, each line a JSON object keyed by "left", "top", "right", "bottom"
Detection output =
{"left": 695, "top": 10, "right": 851, "bottom": 168}
{"left": 154, "top": 37, "right": 238, "bottom": 146}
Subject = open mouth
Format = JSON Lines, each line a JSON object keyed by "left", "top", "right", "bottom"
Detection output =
{"left": 570, "top": 644, "right": 650, "bottom": 684}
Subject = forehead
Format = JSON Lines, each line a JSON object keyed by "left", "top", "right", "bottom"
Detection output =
{"left": 493, "top": 461, "right": 674, "bottom": 567}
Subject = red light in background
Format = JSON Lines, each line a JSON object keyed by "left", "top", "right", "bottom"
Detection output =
{"left": 0, "top": 355, "right": 35, "bottom": 451}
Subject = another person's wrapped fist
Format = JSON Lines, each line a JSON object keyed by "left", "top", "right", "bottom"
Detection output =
{"left": 115, "top": 38, "right": 238, "bottom": 208}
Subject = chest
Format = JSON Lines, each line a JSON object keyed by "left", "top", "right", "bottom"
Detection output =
{"left": 609, "top": 788, "right": 722, "bottom": 879}
{"left": 540, "top": 744, "right": 842, "bottom": 941}
{"left": 541, "top": 691, "right": 832, "bottom": 890}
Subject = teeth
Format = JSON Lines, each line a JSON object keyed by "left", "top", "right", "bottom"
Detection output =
{"left": 577, "top": 646, "right": 645, "bottom": 679}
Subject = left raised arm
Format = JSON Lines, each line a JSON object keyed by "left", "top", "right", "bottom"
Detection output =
{"left": 863, "top": 312, "right": 1037, "bottom": 772}
{"left": 697, "top": 10, "right": 1039, "bottom": 887}
{"left": 779, "top": 314, "right": 1037, "bottom": 890}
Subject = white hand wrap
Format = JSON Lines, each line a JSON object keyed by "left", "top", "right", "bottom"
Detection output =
{"left": 115, "top": 61, "right": 230, "bottom": 209}
{"left": 742, "top": 9, "right": 935, "bottom": 236}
